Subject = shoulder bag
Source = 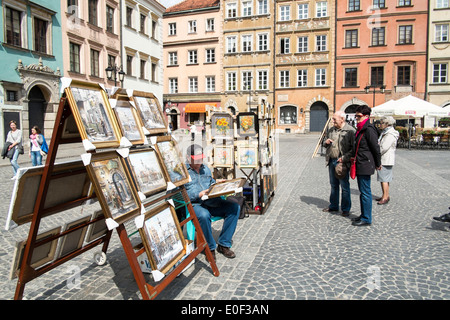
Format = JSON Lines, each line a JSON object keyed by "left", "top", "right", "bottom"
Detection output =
{"left": 350, "top": 134, "right": 363, "bottom": 180}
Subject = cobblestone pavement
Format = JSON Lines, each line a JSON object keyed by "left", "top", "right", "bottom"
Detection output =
{"left": 0, "top": 134, "right": 449, "bottom": 301}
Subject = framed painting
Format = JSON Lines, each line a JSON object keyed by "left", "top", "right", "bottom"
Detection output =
{"left": 127, "top": 148, "right": 167, "bottom": 196}
{"left": 131, "top": 91, "right": 168, "bottom": 135}
{"left": 138, "top": 202, "right": 186, "bottom": 274}
{"left": 206, "top": 178, "right": 246, "bottom": 199}
{"left": 86, "top": 151, "right": 141, "bottom": 225}
{"left": 9, "top": 227, "right": 61, "bottom": 280}
{"left": 236, "top": 141, "right": 259, "bottom": 168}
{"left": 213, "top": 145, "right": 234, "bottom": 168}
{"left": 155, "top": 136, "right": 190, "bottom": 187}
{"left": 237, "top": 112, "right": 258, "bottom": 137}
{"left": 211, "top": 112, "right": 233, "bottom": 140}
{"left": 85, "top": 211, "right": 108, "bottom": 243}
{"left": 56, "top": 216, "right": 91, "bottom": 259}
{"left": 64, "top": 80, "right": 121, "bottom": 149}
{"left": 112, "top": 96, "right": 146, "bottom": 145}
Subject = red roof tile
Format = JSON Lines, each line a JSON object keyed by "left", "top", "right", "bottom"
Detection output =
{"left": 165, "top": 0, "right": 220, "bottom": 13}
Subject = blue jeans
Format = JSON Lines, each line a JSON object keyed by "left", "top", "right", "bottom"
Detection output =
{"left": 30, "top": 150, "right": 42, "bottom": 166}
{"left": 10, "top": 148, "right": 20, "bottom": 176}
{"left": 356, "top": 175, "right": 372, "bottom": 223}
{"left": 328, "top": 158, "right": 351, "bottom": 212}
{"left": 192, "top": 199, "right": 240, "bottom": 251}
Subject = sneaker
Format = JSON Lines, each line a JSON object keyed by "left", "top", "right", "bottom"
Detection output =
{"left": 217, "top": 245, "right": 236, "bottom": 259}
{"left": 10, "top": 176, "right": 17, "bottom": 180}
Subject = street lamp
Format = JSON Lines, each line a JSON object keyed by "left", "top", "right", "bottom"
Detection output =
{"left": 364, "top": 84, "right": 386, "bottom": 108}
{"left": 105, "top": 65, "right": 125, "bottom": 87}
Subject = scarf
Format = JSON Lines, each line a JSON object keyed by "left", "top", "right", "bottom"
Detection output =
{"left": 356, "top": 117, "right": 369, "bottom": 136}
{"left": 30, "top": 133, "right": 39, "bottom": 148}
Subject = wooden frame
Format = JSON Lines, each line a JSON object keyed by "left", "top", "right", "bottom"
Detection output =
{"left": 236, "top": 112, "right": 258, "bottom": 137}
{"left": 85, "top": 211, "right": 108, "bottom": 243}
{"left": 211, "top": 112, "right": 234, "bottom": 140}
{"left": 206, "top": 178, "right": 245, "bottom": 199}
{"left": 56, "top": 216, "right": 91, "bottom": 259}
{"left": 127, "top": 148, "right": 167, "bottom": 196}
{"left": 236, "top": 141, "right": 259, "bottom": 168}
{"left": 112, "top": 97, "right": 146, "bottom": 145}
{"left": 213, "top": 145, "right": 234, "bottom": 168}
{"left": 10, "top": 227, "right": 61, "bottom": 280}
{"left": 64, "top": 80, "right": 121, "bottom": 149}
{"left": 155, "top": 136, "right": 190, "bottom": 187}
{"left": 86, "top": 151, "right": 141, "bottom": 225}
{"left": 131, "top": 90, "right": 168, "bottom": 135}
{"left": 138, "top": 202, "right": 186, "bottom": 274}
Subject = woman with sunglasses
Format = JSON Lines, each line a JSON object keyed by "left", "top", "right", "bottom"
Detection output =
{"left": 351, "top": 105, "right": 381, "bottom": 226}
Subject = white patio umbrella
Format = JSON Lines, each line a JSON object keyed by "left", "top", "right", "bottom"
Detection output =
{"left": 371, "top": 99, "right": 399, "bottom": 117}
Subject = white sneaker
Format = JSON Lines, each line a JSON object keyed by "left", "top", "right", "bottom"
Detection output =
{"left": 11, "top": 176, "right": 17, "bottom": 180}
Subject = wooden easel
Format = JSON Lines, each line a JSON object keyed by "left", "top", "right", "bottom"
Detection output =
{"left": 14, "top": 94, "right": 219, "bottom": 300}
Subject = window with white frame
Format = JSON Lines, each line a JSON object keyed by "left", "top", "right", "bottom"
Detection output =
{"left": 345, "top": 29, "right": 358, "bottom": 48}
{"left": 168, "top": 22, "right": 176, "bottom": 35}
{"left": 169, "top": 78, "right": 178, "bottom": 93}
{"left": 242, "top": 35, "right": 252, "bottom": 52}
{"left": 227, "top": 36, "right": 237, "bottom": 53}
{"left": 206, "top": 76, "right": 215, "bottom": 92}
{"left": 242, "top": 72, "right": 253, "bottom": 90}
{"left": 435, "top": 24, "right": 449, "bottom": 42}
{"left": 373, "top": 0, "right": 386, "bottom": 9}
{"left": 258, "top": 33, "right": 269, "bottom": 51}
{"left": 280, "top": 70, "right": 290, "bottom": 88}
{"left": 433, "top": 63, "right": 448, "bottom": 83}
{"left": 398, "top": 25, "right": 412, "bottom": 44}
{"left": 436, "top": 0, "right": 449, "bottom": 8}
{"left": 188, "top": 20, "right": 197, "bottom": 33}
{"left": 281, "top": 37, "right": 290, "bottom": 54}
{"left": 316, "top": 2, "right": 327, "bottom": 18}
{"left": 348, "top": 0, "right": 360, "bottom": 11}
{"left": 372, "top": 27, "right": 385, "bottom": 46}
{"left": 227, "top": 72, "right": 237, "bottom": 91}
{"left": 298, "top": 3, "right": 309, "bottom": 19}
{"left": 258, "top": 0, "right": 268, "bottom": 14}
{"left": 257, "top": 70, "right": 268, "bottom": 90}
{"left": 168, "top": 52, "right": 178, "bottom": 66}
{"left": 280, "top": 5, "right": 290, "bottom": 21}
{"left": 398, "top": 0, "right": 411, "bottom": 6}
{"left": 189, "top": 77, "right": 198, "bottom": 93}
{"left": 206, "top": 18, "right": 215, "bottom": 31}
{"left": 316, "top": 35, "right": 327, "bottom": 51}
{"left": 315, "top": 68, "right": 326, "bottom": 86}
{"left": 206, "top": 48, "right": 215, "bottom": 63}
{"left": 297, "top": 69, "right": 308, "bottom": 87}
{"left": 242, "top": 1, "right": 252, "bottom": 17}
{"left": 227, "top": 3, "right": 237, "bottom": 18}
{"left": 188, "top": 50, "right": 197, "bottom": 64}
{"left": 298, "top": 36, "right": 308, "bottom": 53}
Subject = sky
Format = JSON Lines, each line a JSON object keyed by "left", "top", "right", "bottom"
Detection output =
{"left": 157, "top": 0, "right": 184, "bottom": 9}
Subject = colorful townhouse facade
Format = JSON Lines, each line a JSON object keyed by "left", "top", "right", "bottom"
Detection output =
{"left": 162, "top": 0, "right": 222, "bottom": 130}
{"left": 335, "top": 0, "right": 428, "bottom": 121}
{"left": 0, "top": 0, "right": 64, "bottom": 147}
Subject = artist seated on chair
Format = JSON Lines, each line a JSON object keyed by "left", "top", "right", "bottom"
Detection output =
{"left": 184, "top": 144, "right": 240, "bottom": 260}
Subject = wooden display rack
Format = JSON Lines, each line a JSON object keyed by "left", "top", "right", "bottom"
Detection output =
{"left": 14, "top": 94, "right": 218, "bottom": 300}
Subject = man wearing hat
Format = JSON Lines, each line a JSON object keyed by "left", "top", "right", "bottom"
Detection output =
{"left": 185, "top": 144, "right": 240, "bottom": 260}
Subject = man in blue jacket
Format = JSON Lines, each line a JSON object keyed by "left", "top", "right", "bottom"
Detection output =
{"left": 185, "top": 144, "right": 240, "bottom": 260}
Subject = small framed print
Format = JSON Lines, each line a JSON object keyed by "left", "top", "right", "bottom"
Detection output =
{"left": 213, "top": 145, "right": 234, "bottom": 168}
{"left": 64, "top": 80, "right": 121, "bottom": 149}
{"left": 112, "top": 97, "right": 146, "bottom": 145}
{"left": 56, "top": 216, "right": 91, "bottom": 259}
{"left": 211, "top": 112, "right": 233, "bottom": 140}
{"left": 131, "top": 91, "right": 168, "bottom": 135}
{"left": 236, "top": 141, "right": 259, "bottom": 168}
{"left": 139, "top": 202, "right": 186, "bottom": 274}
{"left": 237, "top": 112, "right": 258, "bottom": 137}
{"left": 206, "top": 178, "right": 246, "bottom": 199}
{"left": 155, "top": 136, "right": 190, "bottom": 187}
{"left": 86, "top": 151, "right": 141, "bottom": 225}
{"left": 85, "top": 211, "right": 108, "bottom": 243}
{"left": 127, "top": 148, "right": 167, "bottom": 196}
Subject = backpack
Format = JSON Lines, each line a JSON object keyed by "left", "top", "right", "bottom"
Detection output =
{"left": 40, "top": 135, "right": 49, "bottom": 154}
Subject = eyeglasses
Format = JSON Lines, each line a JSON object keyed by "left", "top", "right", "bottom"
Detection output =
{"left": 355, "top": 114, "right": 367, "bottom": 119}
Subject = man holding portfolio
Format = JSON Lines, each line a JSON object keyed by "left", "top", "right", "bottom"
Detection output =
{"left": 185, "top": 144, "right": 240, "bottom": 260}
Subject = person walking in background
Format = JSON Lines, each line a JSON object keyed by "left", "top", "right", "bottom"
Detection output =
{"left": 376, "top": 116, "right": 399, "bottom": 205}
{"left": 322, "top": 110, "right": 355, "bottom": 217}
{"left": 29, "top": 126, "right": 46, "bottom": 166}
{"left": 351, "top": 106, "right": 381, "bottom": 226}
{"left": 5, "top": 120, "right": 23, "bottom": 179}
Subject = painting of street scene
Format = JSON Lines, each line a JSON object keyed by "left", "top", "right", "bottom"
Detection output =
{"left": 114, "top": 100, "right": 144, "bottom": 143}
{"left": 133, "top": 96, "right": 167, "bottom": 133}
{"left": 156, "top": 139, "right": 189, "bottom": 185}
{"left": 128, "top": 149, "right": 166, "bottom": 196}
{"left": 91, "top": 157, "right": 139, "bottom": 222}
{"left": 141, "top": 205, "right": 185, "bottom": 273}
{"left": 70, "top": 87, "right": 117, "bottom": 143}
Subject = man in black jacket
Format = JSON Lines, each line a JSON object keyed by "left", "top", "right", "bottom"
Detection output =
{"left": 351, "top": 105, "right": 381, "bottom": 226}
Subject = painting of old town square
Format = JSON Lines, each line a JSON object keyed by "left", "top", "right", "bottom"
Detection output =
{"left": 114, "top": 99, "right": 145, "bottom": 145}
{"left": 140, "top": 204, "right": 185, "bottom": 273}
{"left": 128, "top": 149, "right": 167, "bottom": 196}
{"left": 156, "top": 137, "right": 189, "bottom": 186}
{"left": 132, "top": 92, "right": 167, "bottom": 134}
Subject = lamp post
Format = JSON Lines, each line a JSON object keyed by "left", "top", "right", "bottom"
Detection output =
{"left": 364, "top": 84, "right": 386, "bottom": 108}
{"left": 105, "top": 65, "right": 125, "bottom": 87}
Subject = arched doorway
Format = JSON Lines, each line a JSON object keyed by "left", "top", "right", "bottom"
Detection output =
{"left": 28, "top": 86, "right": 46, "bottom": 135}
{"left": 168, "top": 108, "right": 179, "bottom": 130}
{"left": 310, "top": 101, "right": 328, "bottom": 132}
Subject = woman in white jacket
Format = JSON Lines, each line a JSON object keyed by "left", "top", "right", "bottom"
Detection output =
{"left": 376, "top": 116, "right": 399, "bottom": 205}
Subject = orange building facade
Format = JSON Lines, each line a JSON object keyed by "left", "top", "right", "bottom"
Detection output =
{"left": 335, "top": 1, "right": 428, "bottom": 119}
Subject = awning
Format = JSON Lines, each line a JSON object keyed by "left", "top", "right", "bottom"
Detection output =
{"left": 185, "top": 103, "right": 217, "bottom": 113}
